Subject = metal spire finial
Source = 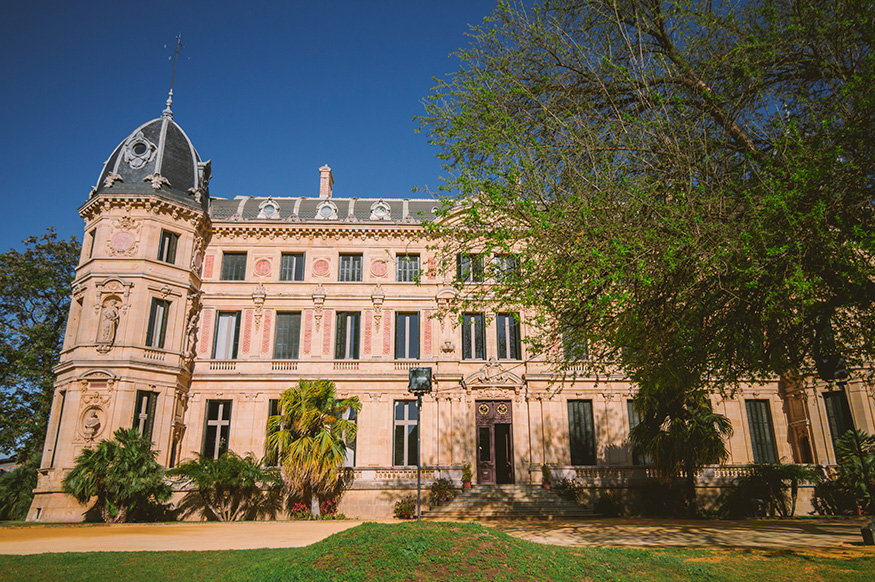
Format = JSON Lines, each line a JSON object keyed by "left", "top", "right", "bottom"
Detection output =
{"left": 163, "top": 35, "right": 185, "bottom": 118}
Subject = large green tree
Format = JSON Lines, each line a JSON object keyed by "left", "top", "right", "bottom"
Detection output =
{"left": 420, "top": 0, "right": 875, "bottom": 393}
{"left": 0, "top": 229, "right": 79, "bottom": 460}
{"left": 62, "top": 428, "right": 171, "bottom": 522}
{"left": 265, "top": 380, "right": 361, "bottom": 517}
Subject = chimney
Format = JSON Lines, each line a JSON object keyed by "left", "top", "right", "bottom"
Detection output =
{"left": 319, "top": 164, "right": 333, "bottom": 199}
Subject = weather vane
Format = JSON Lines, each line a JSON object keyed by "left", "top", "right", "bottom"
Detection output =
{"left": 162, "top": 35, "right": 188, "bottom": 115}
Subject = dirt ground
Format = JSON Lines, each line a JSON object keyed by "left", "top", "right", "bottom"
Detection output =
{"left": 0, "top": 517, "right": 872, "bottom": 556}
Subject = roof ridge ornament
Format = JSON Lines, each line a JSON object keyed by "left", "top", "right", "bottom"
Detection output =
{"left": 162, "top": 35, "right": 186, "bottom": 118}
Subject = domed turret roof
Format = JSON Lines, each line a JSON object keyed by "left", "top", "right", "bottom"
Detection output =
{"left": 94, "top": 98, "right": 210, "bottom": 210}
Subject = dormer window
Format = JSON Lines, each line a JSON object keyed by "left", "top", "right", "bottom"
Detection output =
{"left": 370, "top": 201, "right": 391, "bottom": 220}
{"left": 257, "top": 198, "right": 281, "bottom": 219}
{"left": 316, "top": 201, "right": 338, "bottom": 220}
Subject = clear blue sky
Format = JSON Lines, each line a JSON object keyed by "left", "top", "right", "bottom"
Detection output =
{"left": 0, "top": 0, "right": 499, "bottom": 252}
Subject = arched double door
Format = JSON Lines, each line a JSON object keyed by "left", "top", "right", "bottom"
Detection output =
{"left": 475, "top": 400, "right": 514, "bottom": 485}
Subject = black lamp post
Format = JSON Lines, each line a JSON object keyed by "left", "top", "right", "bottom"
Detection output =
{"left": 408, "top": 367, "right": 432, "bottom": 521}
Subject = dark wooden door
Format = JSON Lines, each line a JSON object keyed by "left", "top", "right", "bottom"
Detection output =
{"left": 475, "top": 400, "right": 514, "bottom": 485}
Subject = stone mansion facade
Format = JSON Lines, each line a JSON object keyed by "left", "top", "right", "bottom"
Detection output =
{"left": 28, "top": 105, "right": 875, "bottom": 520}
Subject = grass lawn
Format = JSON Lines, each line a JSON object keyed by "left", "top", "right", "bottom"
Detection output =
{"left": 1, "top": 521, "right": 872, "bottom": 582}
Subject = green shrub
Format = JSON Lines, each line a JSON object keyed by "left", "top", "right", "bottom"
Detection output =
{"left": 555, "top": 478, "right": 585, "bottom": 503}
{"left": 394, "top": 495, "right": 417, "bottom": 519}
{"left": 429, "top": 478, "right": 456, "bottom": 507}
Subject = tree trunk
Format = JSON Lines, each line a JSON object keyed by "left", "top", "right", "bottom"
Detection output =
{"left": 685, "top": 466, "right": 699, "bottom": 517}
{"left": 310, "top": 482, "right": 321, "bottom": 517}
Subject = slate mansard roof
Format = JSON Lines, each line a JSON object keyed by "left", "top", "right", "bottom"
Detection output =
{"left": 94, "top": 108, "right": 210, "bottom": 211}
{"left": 208, "top": 196, "right": 439, "bottom": 224}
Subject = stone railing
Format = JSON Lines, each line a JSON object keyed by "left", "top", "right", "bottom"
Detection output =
{"left": 209, "top": 360, "right": 236, "bottom": 371}
{"left": 193, "top": 359, "right": 441, "bottom": 377}
{"left": 271, "top": 361, "right": 298, "bottom": 371}
{"left": 541, "top": 464, "right": 832, "bottom": 486}
{"left": 349, "top": 465, "right": 462, "bottom": 489}
{"left": 143, "top": 348, "right": 166, "bottom": 361}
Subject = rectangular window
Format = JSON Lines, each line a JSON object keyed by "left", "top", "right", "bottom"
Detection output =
{"left": 273, "top": 312, "right": 302, "bottom": 359}
{"left": 338, "top": 254, "right": 363, "bottom": 282}
{"left": 221, "top": 252, "right": 247, "bottom": 281}
{"left": 493, "top": 254, "right": 518, "bottom": 282}
{"left": 334, "top": 311, "right": 361, "bottom": 359}
{"left": 157, "top": 230, "right": 179, "bottom": 264}
{"left": 395, "top": 312, "right": 420, "bottom": 359}
{"left": 203, "top": 399, "right": 232, "bottom": 459}
{"left": 280, "top": 253, "right": 305, "bottom": 281}
{"left": 626, "top": 400, "right": 650, "bottom": 465}
{"left": 343, "top": 408, "right": 357, "bottom": 468}
{"left": 86, "top": 229, "right": 96, "bottom": 259}
{"left": 266, "top": 399, "right": 280, "bottom": 466}
{"left": 823, "top": 390, "right": 855, "bottom": 456}
{"left": 462, "top": 313, "right": 486, "bottom": 360}
{"left": 212, "top": 311, "right": 241, "bottom": 359}
{"left": 393, "top": 401, "right": 418, "bottom": 466}
{"left": 145, "top": 298, "right": 171, "bottom": 349}
{"left": 132, "top": 390, "right": 158, "bottom": 441}
{"left": 496, "top": 313, "right": 521, "bottom": 360}
{"left": 568, "top": 400, "right": 596, "bottom": 465}
{"left": 562, "top": 330, "right": 589, "bottom": 362}
{"left": 746, "top": 399, "right": 778, "bottom": 464}
{"left": 396, "top": 254, "right": 420, "bottom": 282}
{"left": 49, "top": 391, "right": 66, "bottom": 468}
{"left": 456, "top": 253, "right": 483, "bottom": 283}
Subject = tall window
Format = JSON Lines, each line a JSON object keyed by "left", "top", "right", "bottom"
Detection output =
{"left": 266, "top": 399, "right": 280, "bottom": 466}
{"left": 393, "top": 401, "right": 418, "bottom": 466}
{"left": 132, "top": 390, "right": 158, "bottom": 441}
{"left": 493, "top": 254, "right": 518, "bottom": 282}
{"left": 273, "top": 312, "right": 302, "bottom": 359}
{"left": 568, "top": 400, "right": 596, "bottom": 465}
{"left": 462, "top": 313, "right": 485, "bottom": 360}
{"left": 338, "top": 254, "right": 363, "bottom": 281}
{"left": 221, "top": 252, "right": 247, "bottom": 280}
{"left": 562, "top": 330, "right": 589, "bottom": 362}
{"left": 626, "top": 400, "right": 650, "bottom": 465}
{"left": 86, "top": 229, "right": 96, "bottom": 260}
{"left": 496, "top": 313, "right": 521, "bottom": 360}
{"left": 746, "top": 399, "right": 778, "bottom": 464}
{"left": 335, "top": 312, "right": 360, "bottom": 359}
{"left": 213, "top": 311, "right": 241, "bottom": 359}
{"left": 145, "top": 298, "right": 171, "bottom": 349}
{"left": 343, "top": 408, "right": 357, "bottom": 468}
{"left": 396, "top": 254, "right": 420, "bottom": 282}
{"left": 823, "top": 390, "right": 855, "bottom": 455}
{"left": 49, "top": 391, "right": 66, "bottom": 468}
{"left": 457, "top": 253, "right": 484, "bottom": 283}
{"left": 203, "top": 400, "right": 232, "bottom": 459}
{"left": 395, "top": 312, "right": 420, "bottom": 359}
{"left": 280, "top": 253, "right": 305, "bottom": 281}
{"left": 157, "top": 230, "right": 179, "bottom": 264}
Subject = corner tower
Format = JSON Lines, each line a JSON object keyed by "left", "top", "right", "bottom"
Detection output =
{"left": 29, "top": 99, "right": 211, "bottom": 521}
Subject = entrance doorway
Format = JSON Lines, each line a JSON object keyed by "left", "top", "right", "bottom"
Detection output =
{"left": 475, "top": 400, "right": 514, "bottom": 485}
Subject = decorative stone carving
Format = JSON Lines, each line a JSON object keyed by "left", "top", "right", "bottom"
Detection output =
{"left": 103, "top": 172, "right": 123, "bottom": 188}
{"left": 122, "top": 130, "right": 157, "bottom": 169}
{"left": 441, "top": 340, "right": 455, "bottom": 353}
{"left": 106, "top": 216, "right": 141, "bottom": 257}
{"left": 144, "top": 173, "right": 171, "bottom": 190}
{"left": 315, "top": 200, "right": 338, "bottom": 220}
{"left": 370, "top": 259, "right": 388, "bottom": 278}
{"left": 82, "top": 408, "right": 103, "bottom": 441}
{"left": 312, "top": 283, "right": 326, "bottom": 331}
{"left": 257, "top": 198, "right": 281, "bottom": 219}
{"left": 461, "top": 358, "right": 524, "bottom": 401}
{"left": 95, "top": 298, "right": 120, "bottom": 353}
{"left": 93, "top": 278, "right": 133, "bottom": 317}
{"left": 182, "top": 291, "right": 202, "bottom": 368}
{"left": 371, "top": 285, "right": 385, "bottom": 331}
{"left": 312, "top": 258, "right": 330, "bottom": 278}
{"left": 190, "top": 235, "right": 205, "bottom": 273}
{"left": 254, "top": 258, "right": 272, "bottom": 277}
{"left": 252, "top": 283, "right": 267, "bottom": 328}
{"left": 369, "top": 200, "right": 391, "bottom": 221}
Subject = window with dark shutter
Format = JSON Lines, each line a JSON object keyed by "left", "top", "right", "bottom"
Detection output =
{"left": 568, "top": 400, "right": 596, "bottom": 465}
{"left": 335, "top": 312, "right": 360, "bottom": 359}
{"left": 746, "top": 399, "right": 778, "bottom": 464}
{"left": 395, "top": 312, "right": 420, "bottom": 359}
{"left": 462, "top": 313, "right": 485, "bottom": 360}
{"left": 132, "top": 390, "right": 158, "bottom": 441}
{"left": 273, "top": 312, "right": 301, "bottom": 359}
{"left": 338, "top": 254, "right": 363, "bottom": 282}
{"left": 497, "top": 313, "right": 521, "bottom": 360}
{"left": 280, "top": 253, "right": 305, "bottom": 281}
{"left": 221, "top": 253, "right": 247, "bottom": 280}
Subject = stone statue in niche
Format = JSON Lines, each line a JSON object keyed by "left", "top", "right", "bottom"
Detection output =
{"left": 83, "top": 409, "right": 101, "bottom": 439}
{"left": 98, "top": 299, "right": 120, "bottom": 344}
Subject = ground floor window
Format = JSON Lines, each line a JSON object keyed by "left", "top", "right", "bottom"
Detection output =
{"left": 203, "top": 400, "right": 232, "bottom": 459}
{"left": 626, "top": 399, "right": 650, "bottom": 465}
{"left": 568, "top": 400, "right": 596, "bottom": 465}
{"left": 745, "top": 399, "right": 778, "bottom": 464}
{"left": 393, "top": 401, "right": 418, "bottom": 466}
{"left": 823, "top": 390, "right": 854, "bottom": 456}
{"left": 132, "top": 390, "right": 158, "bottom": 441}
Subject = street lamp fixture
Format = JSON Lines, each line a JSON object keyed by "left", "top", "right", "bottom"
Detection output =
{"left": 408, "top": 367, "right": 432, "bottom": 521}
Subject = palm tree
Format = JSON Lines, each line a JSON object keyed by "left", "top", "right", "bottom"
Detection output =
{"left": 265, "top": 379, "right": 361, "bottom": 517}
{"left": 62, "top": 428, "right": 171, "bottom": 522}
{"left": 168, "top": 450, "right": 282, "bottom": 521}
{"left": 631, "top": 383, "right": 733, "bottom": 516}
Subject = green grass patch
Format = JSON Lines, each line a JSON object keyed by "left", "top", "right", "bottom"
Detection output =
{"left": 1, "top": 522, "right": 873, "bottom": 581}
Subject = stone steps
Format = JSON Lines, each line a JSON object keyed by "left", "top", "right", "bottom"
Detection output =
{"left": 423, "top": 484, "right": 595, "bottom": 520}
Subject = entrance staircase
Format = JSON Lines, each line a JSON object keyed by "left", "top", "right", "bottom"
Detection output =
{"left": 422, "top": 484, "right": 595, "bottom": 520}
